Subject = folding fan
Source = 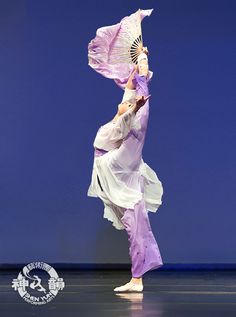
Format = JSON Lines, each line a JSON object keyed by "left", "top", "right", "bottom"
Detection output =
{"left": 88, "top": 9, "right": 153, "bottom": 89}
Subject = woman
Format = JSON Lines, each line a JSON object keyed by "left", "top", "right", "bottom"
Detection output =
{"left": 88, "top": 49, "right": 164, "bottom": 292}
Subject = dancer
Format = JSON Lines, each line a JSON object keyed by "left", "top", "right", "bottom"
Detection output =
{"left": 88, "top": 48, "right": 164, "bottom": 292}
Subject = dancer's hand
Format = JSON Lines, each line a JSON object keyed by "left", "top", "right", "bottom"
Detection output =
{"left": 133, "top": 95, "right": 151, "bottom": 113}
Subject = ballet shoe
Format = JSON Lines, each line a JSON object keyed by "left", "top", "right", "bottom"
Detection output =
{"left": 113, "top": 281, "right": 143, "bottom": 292}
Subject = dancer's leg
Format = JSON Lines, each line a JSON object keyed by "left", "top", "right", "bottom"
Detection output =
{"left": 120, "top": 176, "right": 163, "bottom": 278}
{"left": 133, "top": 72, "right": 149, "bottom": 97}
{"left": 113, "top": 176, "right": 163, "bottom": 292}
{"left": 121, "top": 199, "right": 163, "bottom": 277}
{"left": 126, "top": 67, "right": 137, "bottom": 90}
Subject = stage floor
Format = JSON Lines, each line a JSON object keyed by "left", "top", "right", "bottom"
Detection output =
{"left": 1, "top": 269, "right": 236, "bottom": 316}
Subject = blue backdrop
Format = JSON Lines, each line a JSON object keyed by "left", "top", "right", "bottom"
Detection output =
{"left": 0, "top": 0, "right": 235, "bottom": 265}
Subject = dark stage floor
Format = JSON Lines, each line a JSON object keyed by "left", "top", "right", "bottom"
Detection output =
{"left": 1, "top": 269, "right": 236, "bottom": 316}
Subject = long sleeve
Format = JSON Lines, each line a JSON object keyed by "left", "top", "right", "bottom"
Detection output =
{"left": 93, "top": 107, "right": 135, "bottom": 151}
{"left": 109, "top": 107, "right": 136, "bottom": 141}
{"left": 121, "top": 87, "right": 136, "bottom": 103}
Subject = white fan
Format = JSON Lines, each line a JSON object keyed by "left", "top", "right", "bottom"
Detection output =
{"left": 108, "top": 9, "right": 144, "bottom": 65}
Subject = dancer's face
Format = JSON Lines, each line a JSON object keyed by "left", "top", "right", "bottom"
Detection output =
{"left": 118, "top": 101, "right": 134, "bottom": 115}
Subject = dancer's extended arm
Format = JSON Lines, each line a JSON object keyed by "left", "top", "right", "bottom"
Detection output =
{"left": 131, "top": 72, "right": 150, "bottom": 140}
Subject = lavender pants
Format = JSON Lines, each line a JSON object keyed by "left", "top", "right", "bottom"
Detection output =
{"left": 120, "top": 175, "right": 163, "bottom": 277}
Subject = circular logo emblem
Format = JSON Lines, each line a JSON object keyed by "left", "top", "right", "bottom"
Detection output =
{"left": 12, "top": 262, "right": 65, "bottom": 305}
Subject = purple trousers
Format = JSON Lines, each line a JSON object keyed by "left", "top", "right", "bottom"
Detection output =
{"left": 120, "top": 174, "right": 163, "bottom": 278}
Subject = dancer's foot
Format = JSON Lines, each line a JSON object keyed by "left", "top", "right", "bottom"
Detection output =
{"left": 113, "top": 277, "right": 143, "bottom": 292}
{"left": 113, "top": 281, "right": 143, "bottom": 292}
